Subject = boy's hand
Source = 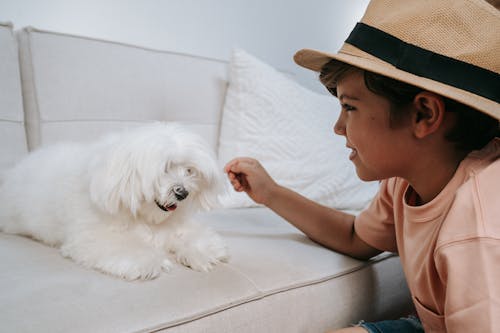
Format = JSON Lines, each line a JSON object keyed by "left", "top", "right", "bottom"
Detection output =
{"left": 224, "top": 158, "right": 278, "bottom": 205}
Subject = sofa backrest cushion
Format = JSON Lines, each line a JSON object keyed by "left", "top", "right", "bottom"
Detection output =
{"left": 17, "top": 27, "right": 228, "bottom": 152}
{"left": 0, "top": 22, "right": 28, "bottom": 171}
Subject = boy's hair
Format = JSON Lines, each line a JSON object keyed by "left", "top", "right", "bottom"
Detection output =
{"left": 320, "top": 60, "right": 499, "bottom": 152}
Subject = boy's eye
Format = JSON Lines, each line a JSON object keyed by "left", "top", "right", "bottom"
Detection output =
{"left": 341, "top": 103, "right": 356, "bottom": 111}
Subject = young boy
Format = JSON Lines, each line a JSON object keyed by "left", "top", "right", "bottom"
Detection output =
{"left": 225, "top": 0, "right": 499, "bottom": 332}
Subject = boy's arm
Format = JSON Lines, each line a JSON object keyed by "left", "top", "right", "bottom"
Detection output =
{"left": 225, "top": 158, "right": 381, "bottom": 260}
{"left": 264, "top": 184, "right": 381, "bottom": 260}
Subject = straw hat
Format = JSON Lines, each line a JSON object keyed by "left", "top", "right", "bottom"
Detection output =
{"left": 294, "top": 0, "right": 500, "bottom": 119}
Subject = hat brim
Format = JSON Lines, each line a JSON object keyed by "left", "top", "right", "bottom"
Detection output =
{"left": 294, "top": 45, "right": 500, "bottom": 120}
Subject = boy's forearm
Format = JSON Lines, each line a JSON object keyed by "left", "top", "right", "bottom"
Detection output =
{"left": 264, "top": 185, "right": 380, "bottom": 260}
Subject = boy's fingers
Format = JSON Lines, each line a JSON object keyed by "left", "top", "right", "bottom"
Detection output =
{"left": 226, "top": 169, "right": 251, "bottom": 192}
{"left": 226, "top": 171, "right": 238, "bottom": 183}
{"left": 223, "top": 161, "right": 234, "bottom": 173}
{"left": 225, "top": 158, "right": 254, "bottom": 174}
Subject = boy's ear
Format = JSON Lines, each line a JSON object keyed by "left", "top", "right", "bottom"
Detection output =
{"left": 412, "top": 91, "right": 446, "bottom": 139}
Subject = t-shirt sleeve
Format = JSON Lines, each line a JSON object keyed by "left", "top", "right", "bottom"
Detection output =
{"left": 354, "top": 178, "right": 398, "bottom": 253}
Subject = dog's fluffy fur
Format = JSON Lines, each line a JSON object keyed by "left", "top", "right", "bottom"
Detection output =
{"left": 0, "top": 122, "right": 228, "bottom": 280}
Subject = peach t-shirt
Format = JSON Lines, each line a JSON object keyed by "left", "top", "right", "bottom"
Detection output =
{"left": 355, "top": 138, "right": 500, "bottom": 333}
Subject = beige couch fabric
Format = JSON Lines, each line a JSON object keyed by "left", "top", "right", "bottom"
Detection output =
{"left": 0, "top": 208, "right": 412, "bottom": 333}
{"left": 0, "top": 22, "right": 27, "bottom": 170}
{"left": 17, "top": 27, "right": 227, "bottom": 151}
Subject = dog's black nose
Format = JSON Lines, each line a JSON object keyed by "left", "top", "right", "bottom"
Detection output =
{"left": 173, "top": 186, "right": 189, "bottom": 201}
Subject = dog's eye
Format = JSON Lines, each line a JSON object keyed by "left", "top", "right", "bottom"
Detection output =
{"left": 185, "top": 168, "right": 195, "bottom": 176}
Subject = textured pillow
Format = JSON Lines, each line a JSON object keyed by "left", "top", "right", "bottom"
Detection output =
{"left": 218, "top": 49, "right": 378, "bottom": 211}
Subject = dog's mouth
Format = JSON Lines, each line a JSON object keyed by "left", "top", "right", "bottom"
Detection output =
{"left": 155, "top": 200, "right": 177, "bottom": 212}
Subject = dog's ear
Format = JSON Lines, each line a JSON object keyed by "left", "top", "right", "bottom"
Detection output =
{"left": 89, "top": 140, "right": 148, "bottom": 216}
{"left": 194, "top": 153, "right": 225, "bottom": 211}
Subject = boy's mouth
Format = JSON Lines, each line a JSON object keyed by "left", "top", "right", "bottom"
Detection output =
{"left": 349, "top": 148, "right": 357, "bottom": 160}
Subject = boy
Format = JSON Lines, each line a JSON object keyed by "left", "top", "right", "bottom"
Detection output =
{"left": 225, "top": 0, "right": 499, "bottom": 332}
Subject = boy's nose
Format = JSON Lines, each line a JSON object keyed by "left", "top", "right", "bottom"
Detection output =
{"left": 333, "top": 115, "right": 346, "bottom": 136}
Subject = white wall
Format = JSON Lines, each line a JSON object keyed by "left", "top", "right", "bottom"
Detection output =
{"left": 0, "top": 0, "right": 369, "bottom": 92}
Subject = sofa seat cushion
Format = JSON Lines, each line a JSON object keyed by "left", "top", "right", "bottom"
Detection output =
{"left": 0, "top": 207, "right": 412, "bottom": 333}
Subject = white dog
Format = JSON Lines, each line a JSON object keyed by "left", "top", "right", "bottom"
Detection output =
{"left": 0, "top": 122, "right": 228, "bottom": 280}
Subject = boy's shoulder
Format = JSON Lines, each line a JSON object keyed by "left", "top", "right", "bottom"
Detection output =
{"left": 455, "top": 138, "right": 500, "bottom": 219}
{"left": 437, "top": 146, "right": 500, "bottom": 249}
{"left": 467, "top": 154, "right": 500, "bottom": 218}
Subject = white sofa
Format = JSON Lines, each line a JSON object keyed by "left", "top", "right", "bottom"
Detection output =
{"left": 0, "top": 22, "right": 413, "bottom": 333}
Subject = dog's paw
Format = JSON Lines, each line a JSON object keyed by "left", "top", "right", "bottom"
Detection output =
{"left": 61, "top": 244, "right": 171, "bottom": 280}
{"left": 161, "top": 258, "right": 174, "bottom": 273}
{"left": 175, "top": 234, "right": 229, "bottom": 272}
{"left": 108, "top": 254, "right": 171, "bottom": 280}
{"left": 99, "top": 254, "right": 167, "bottom": 280}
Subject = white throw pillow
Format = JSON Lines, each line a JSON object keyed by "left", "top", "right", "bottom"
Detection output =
{"left": 218, "top": 49, "right": 378, "bottom": 211}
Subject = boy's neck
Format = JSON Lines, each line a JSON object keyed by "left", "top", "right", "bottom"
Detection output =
{"left": 406, "top": 147, "right": 469, "bottom": 205}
